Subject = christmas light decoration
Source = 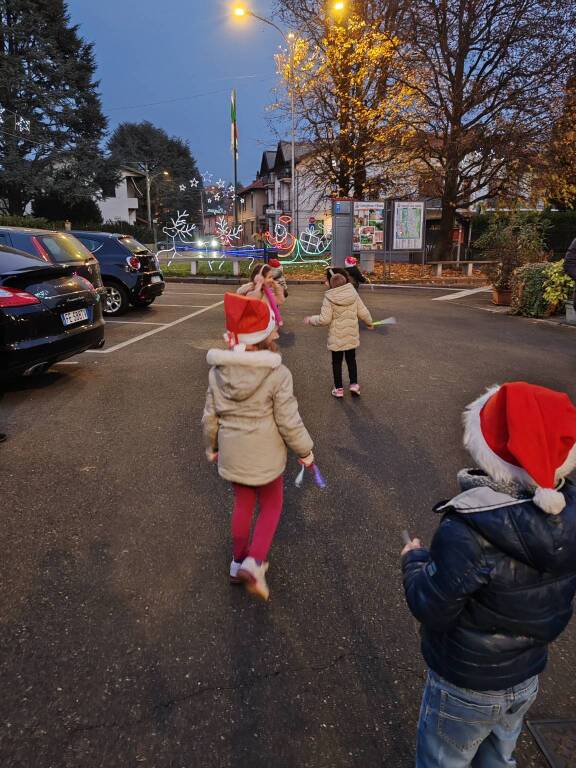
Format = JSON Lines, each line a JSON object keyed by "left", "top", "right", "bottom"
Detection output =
{"left": 264, "top": 215, "right": 331, "bottom": 264}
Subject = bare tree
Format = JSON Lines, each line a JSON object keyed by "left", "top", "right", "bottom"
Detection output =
{"left": 397, "top": 0, "right": 576, "bottom": 256}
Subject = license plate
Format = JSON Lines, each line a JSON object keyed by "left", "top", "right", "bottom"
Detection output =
{"left": 61, "top": 308, "right": 89, "bottom": 326}
{"left": 151, "top": 275, "right": 163, "bottom": 284}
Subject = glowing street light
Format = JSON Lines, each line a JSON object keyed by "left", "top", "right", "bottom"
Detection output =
{"left": 231, "top": 5, "right": 298, "bottom": 233}
{"left": 333, "top": 0, "right": 346, "bottom": 11}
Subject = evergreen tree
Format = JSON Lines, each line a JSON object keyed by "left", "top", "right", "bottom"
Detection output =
{"left": 32, "top": 192, "right": 103, "bottom": 224}
{"left": 0, "top": 0, "right": 109, "bottom": 215}
{"left": 107, "top": 122, "right": 202, "bottom": 227}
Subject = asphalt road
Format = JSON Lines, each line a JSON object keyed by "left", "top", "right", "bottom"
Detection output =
{"left": 1, "top": 283, "right": 575, "bottom": 768}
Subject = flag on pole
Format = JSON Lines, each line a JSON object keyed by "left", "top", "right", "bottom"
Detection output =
{"left": 231, "top": 89, "right": 238, "bottom": 158}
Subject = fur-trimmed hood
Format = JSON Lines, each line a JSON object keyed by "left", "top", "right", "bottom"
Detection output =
{"left": 324, "top": 282, "right": 358, "bottom": 307}
{"left": 206, "top": 348, "right": 281, "bottom": 402}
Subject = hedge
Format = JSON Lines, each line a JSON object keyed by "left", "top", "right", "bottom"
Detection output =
{"left": 0, "top": 214, "right": 154, "bottom": 244}
{"left": 471, "top": 210, "right": 576, "bottom": 260}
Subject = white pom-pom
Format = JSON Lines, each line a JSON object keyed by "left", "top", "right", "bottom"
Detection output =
{"left": 534, "top": 487, "right": 566, "bottom": 515}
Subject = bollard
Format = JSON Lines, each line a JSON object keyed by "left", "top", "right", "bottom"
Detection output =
{"left": 232, "top": 260, "right": 240, "bottom": 277}
{"left": 190, "top": 260, "right": 198, "bottom": 276}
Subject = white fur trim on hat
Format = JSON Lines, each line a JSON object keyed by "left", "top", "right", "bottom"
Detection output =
{"left": 462, "top": 385, "right": 534, "bottom": 488}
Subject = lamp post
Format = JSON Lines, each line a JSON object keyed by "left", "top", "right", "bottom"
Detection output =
{"left": 233, "top": 5, "right": 297, "bottom": 233}
{"left": 144, "top": 162, "right": 169, "bottom": 230}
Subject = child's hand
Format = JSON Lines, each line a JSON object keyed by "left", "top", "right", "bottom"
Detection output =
{"left": 401, "top": 538, "right": 423, "bottom": 557}
{"left": 303, "top": 316, "right": 311, "bottom": 325}
{"left": 298, "top": 452, "right": 315, "bottom": 468}
{"left": 366, "top": 324, "right": 374, "bottom": 330}
{"left": 206, "top": 449, "right": 218, "bottom": 463}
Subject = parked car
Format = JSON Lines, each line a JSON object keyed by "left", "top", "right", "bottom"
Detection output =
{"left": 0, "top": 244, "right": 105, "bottom": 379}
{"left": 71, "top": 232, "right": 165, "bottom": 316}
{"left": 0, "top": 226, "right": 106, "bottom": 301}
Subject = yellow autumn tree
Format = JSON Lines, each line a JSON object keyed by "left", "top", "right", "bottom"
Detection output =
{"left": 543, "top": 75, "right": 576, "bottom": 209}
{"left": 274, "top": 3, "right": 415, "bottom": 199}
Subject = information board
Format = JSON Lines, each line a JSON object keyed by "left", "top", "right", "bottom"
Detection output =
{"left": 353, "top": 202, "right": 385, "bottom": 251}
{"left": 393, "top": 202, "right": 424, "bottom": 250}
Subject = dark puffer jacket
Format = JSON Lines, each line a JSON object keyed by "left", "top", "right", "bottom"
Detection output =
{"left": 402, "top": 477, "right": 576, "bottom": 691}
{"left": 564, "top": 238, "right": 576, "bottom": 280}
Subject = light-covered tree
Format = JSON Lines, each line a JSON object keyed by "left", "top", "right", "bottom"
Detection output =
{"left": 275, "top": 0, "right": 414, "bottom": 199}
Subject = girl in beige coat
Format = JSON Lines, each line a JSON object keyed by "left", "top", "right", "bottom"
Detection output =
{"left": 304, "top": 270, "right": 373, "bottom": 398}
{"left": 203, "top": 292, "right": 314, "bottom": 601}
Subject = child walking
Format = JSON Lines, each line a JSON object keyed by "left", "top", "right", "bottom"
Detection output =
{"left": 304, "top": 270, "right": 373, "bottom": 398}
{"left": 202, "top": 293, "right": 314, "bottom": 601}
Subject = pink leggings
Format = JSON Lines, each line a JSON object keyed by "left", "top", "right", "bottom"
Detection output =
{"left": 231, "top": 475, "right": 284, "bottom": 562}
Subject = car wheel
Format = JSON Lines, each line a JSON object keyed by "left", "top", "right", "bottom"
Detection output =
{"left": 103, "top": 282, "right": 129, "bottom": 316}
{"left": 133, "top": 297, "right": 156, "bottom": 308}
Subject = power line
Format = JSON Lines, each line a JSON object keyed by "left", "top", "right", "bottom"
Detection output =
{"left": 108, "top": 77, "right": 274, "bottom": 112}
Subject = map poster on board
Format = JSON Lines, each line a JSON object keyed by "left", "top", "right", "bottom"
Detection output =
{"left": 393, "top": 201, "right": 424, "bottom": 250}
{"left": 353, "top": 202, "right": 385, "bottom": 251}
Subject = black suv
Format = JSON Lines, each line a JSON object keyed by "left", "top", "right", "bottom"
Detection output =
{"left": 72, "top": 232, "right": 165, "bottom": 316}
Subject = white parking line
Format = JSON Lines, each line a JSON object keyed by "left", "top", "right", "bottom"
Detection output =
{"left": 432, "top": 287, "right": 491, "bottom": 301}
{"left": 88, "top": 300, "right": 224, "bottom": 355}
{"left": 153, "top": 304, "right": 215, "bottom": 308}
{"left": 106, "top": 320, "right": 166, "bottom": 326}
{"left": 54, "top": 361, "right": 79, "bottom": 365}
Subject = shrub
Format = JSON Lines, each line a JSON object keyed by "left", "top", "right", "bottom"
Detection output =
{"left": 511, "top": 263, "right": 552, "bottom": 317}
{"left": 474, "top": 213, "right": 548, "bottom": 290}
{"left": 0, "top": 214, "right": 65, "bottom": 230}
{"left": 543, "top": 260, "right": 575, "bottom": 310}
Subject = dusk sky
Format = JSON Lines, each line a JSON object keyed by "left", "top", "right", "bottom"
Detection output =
{"left": 67, "top": 0, "right": 285, "bottom": 185}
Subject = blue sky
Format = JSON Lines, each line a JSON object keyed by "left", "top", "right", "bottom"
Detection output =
{"left": 67, "top": 0, "right": 284, "bottom": 185}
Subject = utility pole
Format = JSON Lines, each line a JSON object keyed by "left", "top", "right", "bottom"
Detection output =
{"left": 231, "top": 89, "right": 239, "bottom": 229}
{"left": 145, "top": 161, "right": 152, "bottom": 230}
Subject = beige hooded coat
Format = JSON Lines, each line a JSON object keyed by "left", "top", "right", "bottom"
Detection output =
{"left": 309, "top": 283, "right": 373, "bottom": 352}
{"left": 202, "top": 348, "right": 313, "bottom": 486}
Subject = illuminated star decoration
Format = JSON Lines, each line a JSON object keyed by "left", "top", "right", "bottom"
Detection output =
{"left": 216, "top": 178, "right": 226, "bottom": 189}
{"left": 190, "top": 178, "right": 199, "bottom": 188}
{"left": 179, "top": 184, "right": 187, "bottom": 192}
{"left": 214, "top": 193, "right": 221, "bottom": 201}
{"left": 201, "top": 171, "right": 213, "bottom": 184}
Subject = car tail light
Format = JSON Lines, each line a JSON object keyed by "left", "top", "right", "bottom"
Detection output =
{"left": 31, "top": 236, "right": 51, "bottom": 262}
{"left": 0, "top": 286, "right": 41, "bottom": 307}
{"left": 126, "top": 255, "right": 140, "bottom": 271}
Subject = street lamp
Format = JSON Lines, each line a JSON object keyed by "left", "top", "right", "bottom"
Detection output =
{"left": 232, "top": 5, "right": 297, "bottom": 233}
{"left": 144, "top": 165, "right": 169, "bottom": 230}
{"left": 333, "top": 0, "right": 346, "bottom": 11}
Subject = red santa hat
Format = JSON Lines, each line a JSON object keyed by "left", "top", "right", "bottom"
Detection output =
{"left": 223, "top": 293, "right": 276, "bottom": 351}
{"left": 268, "top": 258, "right": 281, "bottom": 268}
{"left": 345, "top": 256, "right": 357, "bottom": 266}
{"left": 463, "top": 382, "right": 576, "bottom": 514}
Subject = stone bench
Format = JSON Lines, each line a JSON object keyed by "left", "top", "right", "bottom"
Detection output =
{"left": 427, "top": 260, "right": 495, "bottom": 277}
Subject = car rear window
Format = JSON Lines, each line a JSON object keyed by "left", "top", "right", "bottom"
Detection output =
{"left": 118, "top": 236, "right": 149, "bottom": 255}
{"left": 37, "top": 234, "right": 92, "bottom": 263}
{"left": 0, "top": 247, "right": 45, "bottom": 272}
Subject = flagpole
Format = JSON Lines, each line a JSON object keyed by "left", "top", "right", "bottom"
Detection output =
{"left": 231, "top": 89, "right": 239, "bottom": 229}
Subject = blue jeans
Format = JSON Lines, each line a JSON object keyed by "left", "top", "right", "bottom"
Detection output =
{"left": 416, "top": 670, "right": 539, "bottom": 767}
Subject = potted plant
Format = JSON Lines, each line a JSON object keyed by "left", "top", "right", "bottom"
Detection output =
{"left": 474, "top": 213, "right": 548, "bottom": 306}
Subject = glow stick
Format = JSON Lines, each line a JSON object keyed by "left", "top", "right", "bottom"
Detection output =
{"left": 372, "top": 317, "right": 397, "bottom": 327}
{"left": 312, "top": 464, "right": 327, "bottom": 489}
{"left": 295, "top": 465, "right": 305, "bottom": 488}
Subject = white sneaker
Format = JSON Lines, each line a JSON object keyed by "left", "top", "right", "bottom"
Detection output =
{"left": 230, "top": 560, "right": 242, "bottom": 584}
{"left": 238, "top": 557, "right": 270, "bottom": 601}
